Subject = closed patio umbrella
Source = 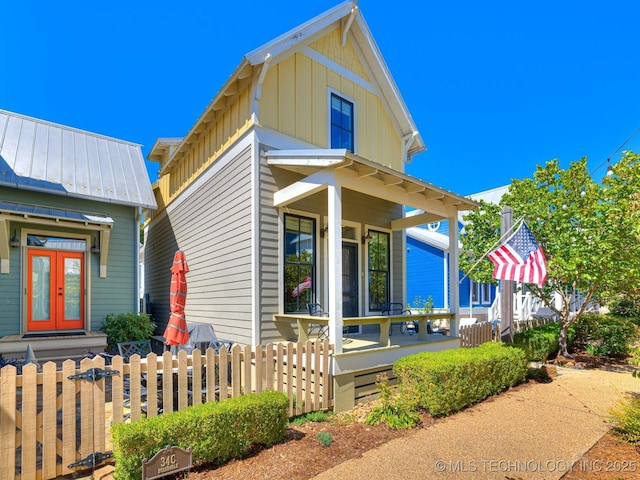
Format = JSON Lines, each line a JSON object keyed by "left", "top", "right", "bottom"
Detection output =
{"left": 163, "top": 250, "right": 190, "bottom": 347}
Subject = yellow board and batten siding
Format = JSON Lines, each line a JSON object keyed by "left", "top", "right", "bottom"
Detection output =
{"left": 261, "top": 34, "right": 403, "bottom": 170}
{"left": 153, "top": 28, "right": 403, "bottom": 215}
{"left": 150, "top": 86, "right": 255, "bottom": 214}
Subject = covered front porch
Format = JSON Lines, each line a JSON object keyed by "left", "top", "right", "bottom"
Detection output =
{"left": 268, "top": 148, "right": 478, "bottom": 355}
{"left": 275, "top": 311, "right": 462, "bottom": 411}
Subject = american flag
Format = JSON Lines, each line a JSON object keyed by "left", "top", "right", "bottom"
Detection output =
{"left": 488, "top": 221, "right": 547, "bottom": 287}
{"left": 292, "top": 275, "right": 311, "bottom": 297}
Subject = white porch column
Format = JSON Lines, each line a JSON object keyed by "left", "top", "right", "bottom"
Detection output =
{"left": 448, "top": 216, "right": 460, "bottom": 337}
{"left": 327, "top": 178, "right": 343, "bottom": 353}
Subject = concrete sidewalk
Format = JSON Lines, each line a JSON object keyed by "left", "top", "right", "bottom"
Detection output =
{"left": 314, "top": 366, "right": 640, "bottom": 480}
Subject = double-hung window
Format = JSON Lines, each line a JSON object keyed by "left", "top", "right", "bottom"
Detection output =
{"left": 284, "top": 214, "right": 316, "bottom": 313}
{"left": 471, "top": 281, "right": 492, "bottom": 305}
{"left": 367, "top": 230, "right": 390, "bottom": 312}
{"left": 330, "top": 93, "right": 354, "bottom": 151}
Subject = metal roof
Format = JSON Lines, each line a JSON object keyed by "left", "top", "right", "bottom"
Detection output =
{"left": 0, "top": 109, "right": 156, "bottom": 209}
{"left": 406, "top": 227, "right": 452, "bottom": 251}
{"left": 0, "top": 200, "right": 114, "bottom": 226}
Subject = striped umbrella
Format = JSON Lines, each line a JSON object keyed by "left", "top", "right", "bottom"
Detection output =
{"left": 163, "top": 250, "right": 190, "bottom": 346}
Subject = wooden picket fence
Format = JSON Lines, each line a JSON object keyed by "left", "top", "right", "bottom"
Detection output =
{"left": 0, "top": 340, "right": 332, "bottom": 480}
{"left": 460, "top": 321, "right": 497, "bottom": 348}
{"left": 460, "top": 317, "right": 557, "bottom": 348}
{"left": 513, "top": 316, "right": 556, "bottom": 333}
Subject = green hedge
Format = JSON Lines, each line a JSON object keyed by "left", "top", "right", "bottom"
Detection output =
{"left": 111, "top": 390, "right": 288, "bottom": 480}
{"left": 513, "top": 322, "right": 566, "bottom": 361}
{"left": 101, "top": 312, "right": 156, "bottom": 350}
{"left": 572, "top": 314, "right": 638, "bottom": 357}
{"left": 393, "top": 342, "right": 528, "bottom": 416}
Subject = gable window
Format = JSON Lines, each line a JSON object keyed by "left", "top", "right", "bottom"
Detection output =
{"left": 284, "top": 214, "right": 316, "bottom": 313}
{"left": 367, "top": 230, "right": 390, "bottom": 311}
{"left": 330, "top": 93, "right": 354, "bottom": 151}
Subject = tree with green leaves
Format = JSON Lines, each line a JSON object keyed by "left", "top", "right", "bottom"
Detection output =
{"left": 460, "top": 152, "right": 640, "bottom": 357}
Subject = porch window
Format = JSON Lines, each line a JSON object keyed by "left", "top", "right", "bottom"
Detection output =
{"left": 330, "top": 93, "right": 354, "bottom": 151}
{"left": 284, "top": 214, "right": 316, "bottom": 313}
{"left": 367, "top": 230, "right": 389, "bottom": 311}
{"left": 472, "top": 281, "right": 492, "bottom": 305}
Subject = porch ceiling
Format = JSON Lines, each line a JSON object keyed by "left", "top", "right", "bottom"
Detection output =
{"left": 266, "top": 149, "right": 478, "bottom": 221}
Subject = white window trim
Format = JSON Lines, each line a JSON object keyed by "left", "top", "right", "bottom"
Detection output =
{"left": 327, "top": 88, "right": 357, "bottom": 153}
{"left": 279, "top": 208, "right": 321, "bottom": 314}
{"left": 363, "top": 224, "right": 392, "bottom": 316}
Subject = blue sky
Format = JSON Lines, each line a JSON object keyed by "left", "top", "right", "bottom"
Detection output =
{"left": 2, "top": 0, "right": 638, "bottom": 196}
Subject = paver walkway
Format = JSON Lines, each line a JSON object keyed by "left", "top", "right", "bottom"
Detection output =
{"left": 314, "top": 365, "right": 640, "bottom": 480}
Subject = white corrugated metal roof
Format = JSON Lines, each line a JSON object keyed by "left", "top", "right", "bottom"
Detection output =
{"left": 468, "top": 185, "right": 509, "bottom": 204}
{"left": 0, "top": 109, "right": 156, "bottom": 209}
{"left": 0, "top": 200, "right": 114, "bottom": 225}
{"left": 406, "top": 227, "right": 452, "bottom": 251}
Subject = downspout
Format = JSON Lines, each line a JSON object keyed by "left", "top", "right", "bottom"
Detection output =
{"left": 402, "top": 131, "right": 418, "bottom": 164}
{"left": 135, "top": 207, "right": 141, "bottom": 313}
{"left": 252, "top": 53, "right": 272, "bottom": 125}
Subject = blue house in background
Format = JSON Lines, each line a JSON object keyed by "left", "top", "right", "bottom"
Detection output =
{"left": 406, "top": 186, "right": 508, "bottom": 322}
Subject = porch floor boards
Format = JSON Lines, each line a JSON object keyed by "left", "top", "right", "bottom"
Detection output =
{"left": 340, "top": 330, "right": 454, "bottom": 352}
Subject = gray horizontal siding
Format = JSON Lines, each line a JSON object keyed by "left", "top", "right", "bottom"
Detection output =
{"left": 258, "top": 153, "right": 283, "bottom": 343}
{"left": 145, "top": 146, "right": 253, "bottom": 346}
{"left": 144, "top": 213, "right": 178, "bottom": 332}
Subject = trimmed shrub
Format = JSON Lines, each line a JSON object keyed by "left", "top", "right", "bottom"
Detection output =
{"left": 111, "top": 390, "right": 288, "bottom": 480}
{"left": 513, "top": 322, "right": 565, "bottom": 361}
{"left": 393, "top": 342, "right": 528, "bottom": 416}
{"left": 608, "top": 297, "right": 640, "bottom": 319}
{"left": 572, "top": 314, "right": 638, "bottom": 357}
{"left": 101, "top": 312, "right": 156, "bottom": 350}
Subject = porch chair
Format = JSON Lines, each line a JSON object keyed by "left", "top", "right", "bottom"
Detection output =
{"left": 117, "top": 340, "right": 153, "bottom": 361}
{"left": 307, "top": 303, "right": 330, "bottom": 341}
{"left": 306, "top": 303, "right": 351, "bottom": 343}
{"left": 381, "top": 302, "right": 416, "bottom": 335}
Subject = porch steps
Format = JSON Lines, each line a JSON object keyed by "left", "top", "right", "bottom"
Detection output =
{"left": 0, "top": 331, "right": 107, "bottom": 363}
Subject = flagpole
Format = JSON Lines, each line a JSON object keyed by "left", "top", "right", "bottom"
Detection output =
{"left": 500, "top": 206, "right": 514, "bottom": 343}
{"left": 458, "top": 214, "right": 525, "bottom": 284}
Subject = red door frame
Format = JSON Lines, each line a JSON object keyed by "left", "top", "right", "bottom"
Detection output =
{"left": 27, "top": 249, "right": 85, "bottom": 331}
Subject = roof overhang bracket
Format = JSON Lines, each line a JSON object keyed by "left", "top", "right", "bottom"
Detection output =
{"left": 402, "top": 131, "right": 418, "bottom": 164}
{"left": 341, "top": 5, "right": 358, "bottom": 46}
{"left": 252, "top": 53, "right": 272, "bottom": 122}
{"left": 0, "top": 219, "right": 10, "bottom": 274}
{"left": 98, "top": 228, "right": 111, "bottom": 278}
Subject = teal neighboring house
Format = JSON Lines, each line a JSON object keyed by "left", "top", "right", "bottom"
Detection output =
{"left": 0, "top": 109, "right": 156, "bottom": 361}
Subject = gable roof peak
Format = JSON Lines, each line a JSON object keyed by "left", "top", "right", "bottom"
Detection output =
{"left": 244, "top": 1, "right": 357, "bottom": 65}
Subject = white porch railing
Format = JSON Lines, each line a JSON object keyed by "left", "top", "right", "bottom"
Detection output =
{"left": 489, "top": 290, "right": 545, "bottom": 322}
{"left": 274, "top": 312, "right": 456, "bottom": 351}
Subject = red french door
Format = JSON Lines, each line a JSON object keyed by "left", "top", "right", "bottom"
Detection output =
{"left": 27, "top": 249, "right": 85, "bottom": 331}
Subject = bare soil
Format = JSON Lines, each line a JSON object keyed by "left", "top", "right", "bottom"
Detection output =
{"left": 561, "top": 432, "right": 640, "bottom": 480}
{"left": 180, "top": 351, "right": 639, "bottom": 480}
